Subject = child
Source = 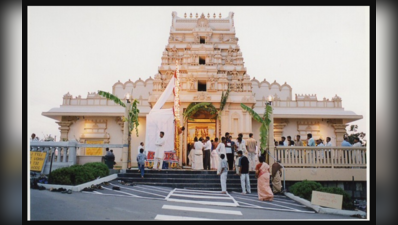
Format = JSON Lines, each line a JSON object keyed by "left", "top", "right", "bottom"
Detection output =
{"left": 136, "top": 148, "right": 147, "bottom": 178}
{"left": 218, "top": 154, "right": 228, "bottom": 194}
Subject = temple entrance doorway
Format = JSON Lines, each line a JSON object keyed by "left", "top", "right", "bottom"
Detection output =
{"left": 183, "top": 109, "right": 218, "bottom": 166}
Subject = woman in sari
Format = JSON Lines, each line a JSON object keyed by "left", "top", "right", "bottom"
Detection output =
{"left": 271, "top": 160, "right": 283, "bottom": 194}
{"left": 255, "top": 156, "right": 274, "bottom": 201}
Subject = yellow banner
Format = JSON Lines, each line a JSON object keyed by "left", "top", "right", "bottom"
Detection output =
{"left": 85, "top": 140, "right": 104, "bottom": 156}
{"left": 30, "top": 151, "right": 47, "bottom": 172}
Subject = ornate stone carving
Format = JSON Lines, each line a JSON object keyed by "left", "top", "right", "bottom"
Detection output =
{"left": 197, "top": 13, "right": 209, "bottom": 27}
{"left": 193, "top": 92, "right": 211, "bottom": 101}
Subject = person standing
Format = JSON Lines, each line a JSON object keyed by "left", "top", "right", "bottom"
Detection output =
{"left": 317, "top": 139, "right": 325, "bottom": 163}
{"left": 294, "top": 135, "right": 303, "bottom": 146}
{"left": 307, "top": 133, "right": 315, "bottom": 146}
{"left": 341, "top": 137, "right": 352, "bottom": 146}
{"left": 215, "top": 137, "right": 227, "bottom": 156}
{"left": 137, "top": 142, "right": 145, "bottom": 155}
{"left": 281, "top": 136, "right": 287, "bottom": 146}
{"left": 246, "top": 133, "right": 257, "bottom": 171}
{"left": 325, "top": 137, "right": 332, "bottom": 146}
{"left": 306, "top": 133, "right": 315, "bottom": 164}
{"left": 237, "top": 150, "right": 251, "bottom": 194}
{"left": 352, "top": 137, "right": 362, "bottom": 164}
{"left": 286, "top": 136, "right": 292, "bottom": 146}
{"left": 154, "top": 131, "right": 165, "bottom": 171}
{"left": 238, "top": 133, "right": 246, "bottom": 155}
{"left": 235, "top": 137, "right": 246, "bottom": 175}
{"left": 225, "top": 132, "right": 234, "bottom": 170}
{"left": 193, "top": 137, "right": 204, "bottom": 170}
{"left": 271, "top": 160, "right": 283, "bottom": 195}
{"left": 203, "top": 136, "right": 212, "bottom": 170}
{"left": 255, "top": 156, "right": 274, "bottom": 201}
{"left": 210, "top": 137, "right": 220, "bottom": 170}
{"left": 109, "top": 150, "right": 116, "bottom": 166}
{"left": 136, "top": 148, "right": 147, "bottom": 178}
{"left": 218, "top": 154, "right": 228, "bottom": 194}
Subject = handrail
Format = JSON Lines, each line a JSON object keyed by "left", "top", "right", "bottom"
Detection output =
{"left": 266, "top": 148, "right": 285, "bottom": 193}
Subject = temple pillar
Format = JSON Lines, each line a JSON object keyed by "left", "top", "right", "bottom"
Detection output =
{"left": 273, "top": 119, "right": 288, "bottom": 143}
{"left": 56, "top": 121, "right": 73, "bottom": 141}
{"left": 332, "top": 124, "right": 347, "bottom": 146}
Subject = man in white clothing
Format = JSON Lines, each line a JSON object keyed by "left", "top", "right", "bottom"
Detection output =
{"left": 325, "top": 137, "right": 332, "bottom": 146}
{"left": 138, "top": 142, "right": 145, "bottom": 155}
{"left": 203, "top": 136, "right": 212, "bottom": 170}
{"left": 193, "top": 137, "right": 204, "bottom": 170}
{"left": 154, "top": 131, "right": 165, "bottom": 170}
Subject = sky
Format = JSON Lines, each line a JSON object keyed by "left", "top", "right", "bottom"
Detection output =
{"left": 28, "top": 6, "right": 369, "bottom": 140}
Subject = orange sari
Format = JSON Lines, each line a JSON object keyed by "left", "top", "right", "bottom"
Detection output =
{"left": 256, "top": 162, "right": 274, "bottom": 201}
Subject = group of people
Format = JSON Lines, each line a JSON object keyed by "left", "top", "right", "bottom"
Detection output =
{"left": 188, "top": 132, "right": 259, "bottom": 173}
{"left": 276, "top": 134, "right": 334, "bottom": 147}
{"left": 186, "top": 132, "right": 278, "bottom": 201}
{"left": 103, "top": 148, "right": 116, "bottom": 169}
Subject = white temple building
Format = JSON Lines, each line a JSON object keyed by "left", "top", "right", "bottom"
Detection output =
{"left": 42, "top": 12, "right": 363, "bottom": 167}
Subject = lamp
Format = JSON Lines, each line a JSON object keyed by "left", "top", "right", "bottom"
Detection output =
{"left": 126, "top": 93, "right": 131, "bottom": 103}
{"left": 267, "top": 95, "right": 273, "bottom": 105}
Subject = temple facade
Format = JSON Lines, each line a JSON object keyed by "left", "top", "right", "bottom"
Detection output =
{"left": 42, "top": 12, "right": 362, "bottom": 167}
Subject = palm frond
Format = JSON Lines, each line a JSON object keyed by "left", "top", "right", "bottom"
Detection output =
{"left": 259, "top": 122, "right": 267, "bottom": 154}
{"left": 240, "top": 103, "right": 263, "bottom": 124}
{"left": 262, "top": 104, "right": 272, "bottom": 125}
{"left": 183, "top": 102, "right": 216, "bottom": 121}
{"left": 219, "top": 88, "right": 230, "bottom": 112}
{"left": 127, "top": 99, "right": 140, "bottom": 137}
{"left": 98, "top": 90, "right": 126, "bottom": 107}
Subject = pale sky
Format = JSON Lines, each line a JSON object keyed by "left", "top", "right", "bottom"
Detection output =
{"left": 28, "top": 6, "right": 369, "bottom": 140}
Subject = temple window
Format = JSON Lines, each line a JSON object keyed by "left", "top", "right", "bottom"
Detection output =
{"left": 200, "top": 36, "right": 205, "bottom": 44}
{"left": 199, "top": 56, "right": 206, "bottom": 65}
{"left": 198, "top": 80, "right": 207, "bottom": 91}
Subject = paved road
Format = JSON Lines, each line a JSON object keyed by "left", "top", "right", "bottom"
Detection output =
{"left": 29, "top": 181, "right": 362, "bottom": 220}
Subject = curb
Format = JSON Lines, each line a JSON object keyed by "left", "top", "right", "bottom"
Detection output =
{"left": 284, "top": 192, "right": 367, "bottom": 218}
{"left": 39, "top": 174, "right": 118, "bottom": 192}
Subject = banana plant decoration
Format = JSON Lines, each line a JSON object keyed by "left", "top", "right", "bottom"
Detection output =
{"left": 98, "top": 90, "right": 140, "bottom": 137}
{"left": 240, "top": 103, "right": 272, "bottom": 154}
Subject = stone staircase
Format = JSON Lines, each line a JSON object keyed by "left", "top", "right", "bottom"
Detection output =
{"left": 117, "top": 169, "right": 262, "bottom": 192}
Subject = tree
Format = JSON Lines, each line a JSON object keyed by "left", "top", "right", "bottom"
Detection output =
{"left": 240, "top": 103, "right": 272, "bottom": 154}
{"left": 98, "top": 90, "right": 140, "bottom": 168}
{"left": 97, "top": 91, "right": 140, "bottom": 136}
{"left": 345, "top": 124, "right": 366, "bottom": 146}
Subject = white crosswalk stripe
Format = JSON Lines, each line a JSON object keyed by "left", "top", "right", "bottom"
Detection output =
{"left": 165, "top": 188, "right": 239, "bottom": 207}
{"left": 154, "top": 214, "right": 214, "bottom": 220}
{"left": 162, "top": 205, "right": 243, "bottom": 215}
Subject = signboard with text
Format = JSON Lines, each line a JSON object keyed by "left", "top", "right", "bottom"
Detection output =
{"left": 30, "top": 151, "right": 47, "bottom": 172}
{"left": 311, "top": 190, "right": 343, "bottom": 210}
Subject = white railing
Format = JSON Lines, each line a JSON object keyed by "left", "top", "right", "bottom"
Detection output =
{"left": 273, "top": 146, "right": 367, "bottom": 168}
{"left": 30, "top": 141, "right": 125, "bottom": 174}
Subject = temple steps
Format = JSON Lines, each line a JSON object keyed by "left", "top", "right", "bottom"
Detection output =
{"left": 117, "top": 169, "right": 266, "bottom": 192}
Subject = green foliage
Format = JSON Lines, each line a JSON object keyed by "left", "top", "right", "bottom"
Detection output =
{"left": 128, "top": 99, "right": 140, "bottom": 136}
{"left": 219, "top": 88, "right": 230, "bottom": 113}
{"left": 83, "top": 162, "right": 109, "bottom": 178}
{"left": 183, "top": 102, "right": 217, "bottom": 121}
{"left": 98, "top": 90, "right": 140, "bottom": 137}
{"left": 49, "top": 162, "right": 109, "bottom": 185}
{"left": 240, "top": 103, "right": 272, "bottom": 154}
{"left": 290, "top": 180, "right": 355, "bottom": 210}
{"left": 98, "top": 90, "right": 126, "bottom": 107}
{"left": 289, "top": 180, "right": 323, "bottom": 200}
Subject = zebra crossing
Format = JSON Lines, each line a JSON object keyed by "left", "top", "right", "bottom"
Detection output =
{"left": 80, "top": 181, "right": 315, "bottom": 214}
